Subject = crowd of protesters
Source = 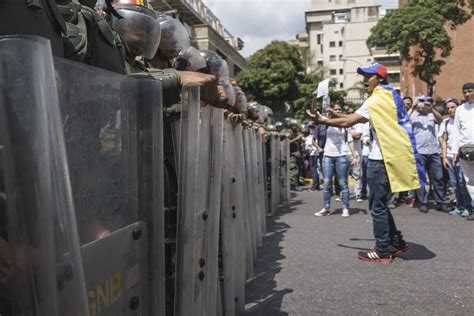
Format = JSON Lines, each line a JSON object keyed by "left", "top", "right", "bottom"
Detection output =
{"left": 289, "top": 82, "right": 474, "bottom": 222}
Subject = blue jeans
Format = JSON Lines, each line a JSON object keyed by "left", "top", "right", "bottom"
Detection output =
{"left": 368, "top": 160, "right": 401, "bottom": 255}
{"left": 310, "top": 155, "right": 320, "bottom": 190}
{"left": 361, "top": 155, "right": 369, "bottom": 197}
{"left": 447, "top": 157, "right": 472, "bottom": 210}
{"left": 323, "top": 155, "right": 350, "bottom": 209}
{"left": 415, "top": 154, "right": 447, "bottom": 205}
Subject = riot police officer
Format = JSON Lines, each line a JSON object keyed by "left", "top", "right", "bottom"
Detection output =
{"left": 0, "top": 0, "right": 67, "bottom": 57}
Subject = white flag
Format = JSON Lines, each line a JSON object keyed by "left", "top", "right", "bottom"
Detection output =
{"left": 315, "top": 78, "right": 330, "bottom": 98}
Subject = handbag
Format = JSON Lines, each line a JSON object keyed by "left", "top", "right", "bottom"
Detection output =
{"left": 459, "top": 144, "right": 474, "bottom": 162}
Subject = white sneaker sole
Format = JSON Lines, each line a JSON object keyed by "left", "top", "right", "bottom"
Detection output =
{"left": 314, "top": 211, "right": 330, "bottom": 217}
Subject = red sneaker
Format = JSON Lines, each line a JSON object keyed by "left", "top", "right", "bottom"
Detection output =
{"left": 358, "top": 250, "right": 393, "bottom": 263}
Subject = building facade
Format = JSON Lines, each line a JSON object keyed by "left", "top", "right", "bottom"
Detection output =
{"left": 149, "top": 0, "right": 247, "bottom": 76}
{"left": 399, "top": 0, "right": 474, "bottom": 101}
{"left": 305, "top": 0, "right": 400, "bottom": 101}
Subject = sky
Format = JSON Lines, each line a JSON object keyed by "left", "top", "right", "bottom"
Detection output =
{"left": 202, "top": 0, "right": 311, "bottom": 58}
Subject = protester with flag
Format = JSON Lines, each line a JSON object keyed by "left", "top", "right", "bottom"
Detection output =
{"left": 308, "top": 63, "right": 426, "bottom": 263}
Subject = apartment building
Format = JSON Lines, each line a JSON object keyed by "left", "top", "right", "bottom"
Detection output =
{"left": 399, "top": 0, "right": 473, "bottom": 101}
{"left": 305, "top": 0, "right": 400, "bottom": 101}
{"left": 149, "top": 0, "right": 247, "bottom": 77}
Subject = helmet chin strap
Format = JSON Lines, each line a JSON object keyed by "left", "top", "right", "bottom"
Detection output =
{"left": 105, "top": 0, "right": 123, "bottom": 19}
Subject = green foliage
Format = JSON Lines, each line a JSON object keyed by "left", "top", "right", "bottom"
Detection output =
{"left": 367, "top": 0, "right": 472, "bottom": 95}
{"left": 293, "top": 73, "right": 323, "bottom": 121}
{"left": 235, "top": 41, "right": 304, "bottom": 112}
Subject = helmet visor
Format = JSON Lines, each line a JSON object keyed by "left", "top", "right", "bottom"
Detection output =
{"left": 113, "top": 5, "right": 161, "bottom": 59}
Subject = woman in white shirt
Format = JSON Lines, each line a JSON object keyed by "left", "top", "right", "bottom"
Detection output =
{"left": 315, "top": 103, "right": 357, "bottom": 217}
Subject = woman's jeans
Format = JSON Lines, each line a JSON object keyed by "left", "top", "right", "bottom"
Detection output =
{"left": 447, "top": 156, "right": 472, "bottom": 210}
{"left": 323, "top": 155, "right": 350, "bottom": 209}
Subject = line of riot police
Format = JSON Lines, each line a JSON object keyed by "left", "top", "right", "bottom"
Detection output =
{"left": 0, "top": 1, "right": 291, "bottom": 315}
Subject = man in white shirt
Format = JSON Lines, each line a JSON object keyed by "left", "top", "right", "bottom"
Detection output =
{"left": 309, "top": 63, "right": 421, "bottom": 262}
{"left": 439, "top": 98, "right": 471, "bottom": 217}
{"left": 453, "top": 82, "right": 474, "bottom": 220}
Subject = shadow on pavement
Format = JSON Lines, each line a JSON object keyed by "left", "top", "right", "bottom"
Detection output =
{"left": 244, "top": 199, "right": 302, "bottom": 315}
{"left": 337, "top": 240, "right": 436, "bottom": 261}
{"left": 331, "top": 207, "right": 368, "bottom": 215}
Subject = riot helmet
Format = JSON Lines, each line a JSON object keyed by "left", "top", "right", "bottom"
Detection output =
{"left": 283, "top": 117, "right": 292, "bottom": 127}
{"left": 206, "top": 56, "right": 230, "bottom": 82}
{"left": 156, "top": 14, "right": 190, "bottom": 59}
{"left": 266, "top": 124, "right": 277, "bottom": 132}
{"left": 234, "top": 87, "right": 248, "bottom": 114}
{"left": 274, "top": 121, "right": 284, "bottom": 131}
{"left": 172, "top": 46, "right": 207, "bottom": 71}
{"left": 112, "top": 0, "right": 161, "bottom": 59}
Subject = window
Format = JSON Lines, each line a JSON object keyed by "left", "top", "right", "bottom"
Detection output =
{"left": 339, "top": 69, "right": 344, "bottom": 75}
{"left": 339, "top": 55, "right": 343, "bottom": 60}
{"left": 339, "top": 83, "right": 344, "bottom": 88}
{"left": 317, "top": 34, "right": 322, "bottom": 45}
{"left": 330, "top": 55, "right": 336, "bottom": 61}
{"left": 339, "top": 41, "right": 343, "bottom": 47}
{"left": 388, "top": 73, "right": 400, "bottom": 83}
{"left": 317, "top": 60, "right": 323, "bottom": 67}
{"left": 334, "top": 13, "right": 347, "bottom": 23}
{"left": 334, "top": 30, "right": 339, "bottom": 34}
{"left": 330, "top": 69, "right": 337, "bottom": 75}
{"left": 329, "top": 41, "right": 336, "bottom": 47}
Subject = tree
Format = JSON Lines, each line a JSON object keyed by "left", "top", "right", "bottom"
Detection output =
{"left": 367, "top": 0, "right": 473, "bottom": 96}
{"left": 235, "top": 41, "right": 304, "bottom": 112}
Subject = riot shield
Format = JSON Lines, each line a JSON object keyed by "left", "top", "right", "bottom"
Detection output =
{"left": 174, "top": 87, "right": 224, "bottom": 316}
{"left": 128, "top": 73, "right": 166, "bottom": 316}
{"left": 280, "top": 138, "right": 291, "bottom": 208}
{"left": 242, "top": 129, "right": 258, "bottom": 261}
{"left": 0, "top": 35, "right": 88, "bottom": 315}
{"left": 249, "top": 130, "right": 263, "bottom": 247}
{"left": 174, "top": 86, "right": 200, "bottom": 316}
{"left": 200, "top": 107, "right": 224, "bottom": 315}
{"left": 55, "top": 58, "right": 149, "bottom": 315}
{"left": 270, "top": 137, "right": 280, "bottom": 215}
{"left": 255, "top": 133, "right": 267, "bottom": 235}
{"left": 220, "top": 121, "right": 247, "bottom": 316}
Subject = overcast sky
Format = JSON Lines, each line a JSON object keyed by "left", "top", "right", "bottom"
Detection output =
{"left": 202, "top": 0, "right": 311, "bottom": 58}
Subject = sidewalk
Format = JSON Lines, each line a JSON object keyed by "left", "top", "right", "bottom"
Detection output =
{"left": 245, "top": 191, "right": 474, "bottom": 315}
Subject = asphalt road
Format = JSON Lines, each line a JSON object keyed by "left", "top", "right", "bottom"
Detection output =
{"left": 245, "top": 190, "right": 474, "bottom": 315}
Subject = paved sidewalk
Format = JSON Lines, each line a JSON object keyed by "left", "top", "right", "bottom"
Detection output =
{"left": 245, "top": 191, "right": 474, "bottom": 315}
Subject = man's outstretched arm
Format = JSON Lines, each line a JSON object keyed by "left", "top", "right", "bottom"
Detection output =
{"left": 308, "top": 111, "right": 368, "bottom": 128}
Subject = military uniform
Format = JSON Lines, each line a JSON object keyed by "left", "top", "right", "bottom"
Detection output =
{"left": 0, "top": 0, "right": 67, "bottom": 57}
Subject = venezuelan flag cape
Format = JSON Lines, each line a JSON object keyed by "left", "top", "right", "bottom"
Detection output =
{"left": 367, "top": 85, "right": 426, "bottom": 192}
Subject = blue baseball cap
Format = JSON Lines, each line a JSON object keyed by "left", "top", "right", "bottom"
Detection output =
{"left": 357, "top": 63, "right": 388, "bottom": 80}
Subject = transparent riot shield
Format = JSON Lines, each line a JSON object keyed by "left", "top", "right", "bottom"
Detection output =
{"left": 128, "top": 74, "right": 166, "bottom": 316}
{"left": 0, "top": 35, "right": 88, "bottom": 315}
{"left": 279, "top": 138, "right": 291, "bottom": 208}
{"left": 242, "top": 129, "right": 258, "bottom": 261}
{"left": 200, "top": 107, "right": 224, "bottom": 316}
{"left": 174, "top": 87, "right": 224, "bottom": 316}
{"left": 249, "top": 130, "right": 263, "bottom": 247}
{"left": 255, "top": 133, "right": 267, "bottom": 235}
{"left": 55, "top": 58, "right": 148, "bottom": 316}
{"left": 174, "top": 86, "right": 200, "bottom": 316}
{"left": 220, "top": 121, "right": 247, "bottom": 316}
{"left": 270, "top": 137, "right": 280, "bottom": 215}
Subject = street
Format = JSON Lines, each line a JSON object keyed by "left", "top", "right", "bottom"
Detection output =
{"left": 245, "top": 191, "right": 474, "bottom": 315}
